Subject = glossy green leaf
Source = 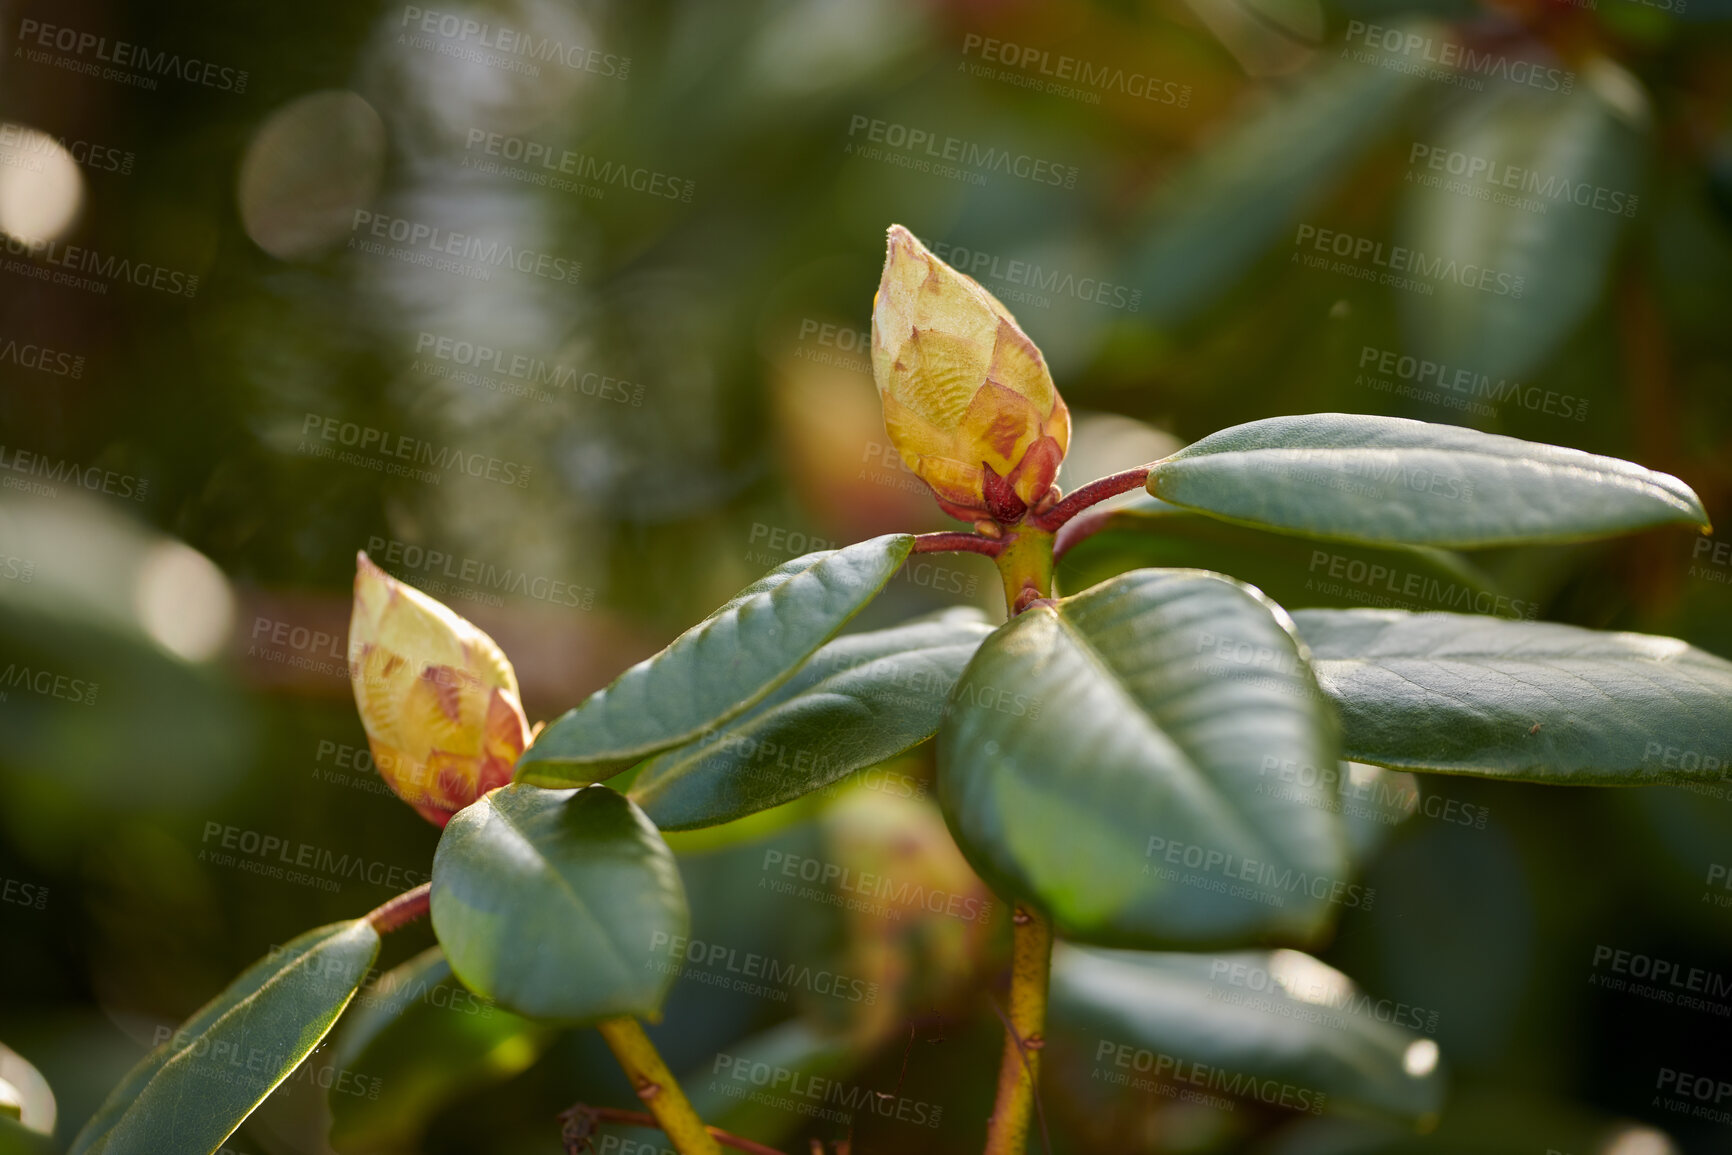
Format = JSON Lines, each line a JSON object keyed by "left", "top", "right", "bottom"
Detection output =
{"left": 629, "top": 608, "right": 994, "bottom": 830}
{"left": 1398, "top": 67, "right": 1647, "bottom": 382}
{"left": 1294, "top": 608, "right": 1732, "bottom": 783}
{"left": 430, "top": 784, "right": 688, "bottom": 1022}
{"left": 938, "top": 569, "right": 1348, "bottom": 949}
{"left": 1057, "top": 500, "right": 1499, "bottom": 611}
{"left": 519, "top": 534, "right": 915, "bottom": 785}
{"left": 70, "top": 920, "right": 380, "bottom": 1155}
{"left": 1049, "top": 945, "right": 1443, "bottom": 1123}
{"left": 1146, "top": 413, "right": 1708, "bottom": 547}
{"left": 1131, "top": 45, "right": 1426, "bottom": 322}
{"left": 329, "top": 947, "right": 550, "bottom": 1153}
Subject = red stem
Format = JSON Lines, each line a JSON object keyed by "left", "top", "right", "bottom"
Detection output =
{"left": 1027, "top": 466, "right": 1152, "bottom": 533}
{"left": 912, "top": 531, "right": 1004, "bottom": 557}
{"left": 1051, "top": 509, "right": 1118, "bottom": 565}
{"left": 365, "top": 883, "right": 432, "bottom": 933}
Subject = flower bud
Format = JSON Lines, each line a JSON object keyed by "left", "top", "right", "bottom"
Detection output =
{"left": 349, "top": 553, "right": 531, "bottom": 826}
{"left": 871, "top": 225, "right": 1070, "bottom": 523}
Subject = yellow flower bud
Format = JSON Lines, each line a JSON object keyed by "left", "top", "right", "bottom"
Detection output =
{"left": 871, "top": 224, "right": 1071, "bottom": 523}
{"left": 349, "top": 553, "right": 531, "bottom": 827}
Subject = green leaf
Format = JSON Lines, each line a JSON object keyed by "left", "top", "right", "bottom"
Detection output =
{"left": 430, "top": 784, "right": 689, "bottom": 1022}
{"left": 1056, "top": 500, "right": 1499, "bottom": 611}
{"left": 1049, "top": 945, "right": 1443, "bottom": 1123}
{"left": 938, "top": 569, "right": 1349, "bottom": 949}
{"left": 1293, "top": 608, "right": 1732, "bottom": 784}
{"left": 629, "top": 608, "right": 994, "bottom": 830}
{"left": 329, "top": 947, "right": 550, "bottom": 1153}
{"left": 70, "top": 920, "right": 380, "bottom": 1155}
{"left": 519, "top": 534, "right": 915, "bottom": 785}
{"left": 1146, "top": 413, "right": 1708, "bottom": 547}
{"left": 1130, "top": 45, "right": 1427, "bottom": 322}
{"left": 1398, "top": 68, "right": 1647, "bottom": 382}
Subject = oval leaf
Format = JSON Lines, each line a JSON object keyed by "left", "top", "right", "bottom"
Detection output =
{"left": 1049, "top": 945, "right": 1443, "bottom": 1123}
{"left": 519, "top": 535, "right": 915, "bottom": 785}
{"left": 430, "top": 783, "right": 689, "bottom": 1022}
{"left": 71, "top": 920, "right": 380, "bottom": 1155}
{"left": 1293, "top": 608, "right": 1732, "bottom": 783}
{"left": 330, "top": 947, "right": 550, "bottom": 1153}
{"left": 938, "top": 569, "right": 1348, "bottom": 949}
{"left": 1057, "top": 500, "right": 1498, "bottom": 611}
{"left": 1146, "top": 413, "right": 1707, "bottom": 547}
{"left": 629, "top": 608, "right": 994, "bottom": 830}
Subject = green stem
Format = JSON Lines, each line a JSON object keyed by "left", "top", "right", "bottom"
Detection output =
{"left": 982, "top": 906, "right": 1053, "bottom": 1155}
{"left": 595, "top": 1017, "right": 722, "bottom": 1155}
{"left": 993, "top": 524, "right": 1055, "bottom": 616}
{"left": 980, "top": 527, "right": 1058, "bottom": 1155}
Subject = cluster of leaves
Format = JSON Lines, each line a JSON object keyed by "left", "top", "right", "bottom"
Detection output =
{"left": 56, "top": 411, "right": 1732, "bottom": 1155}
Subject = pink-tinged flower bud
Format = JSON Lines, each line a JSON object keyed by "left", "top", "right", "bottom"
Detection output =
{"left": 871, "top": 224, "right": 1071, "bottom": 524}
{"left": 349, "top": 553, "right": 530, "bottom": 827}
